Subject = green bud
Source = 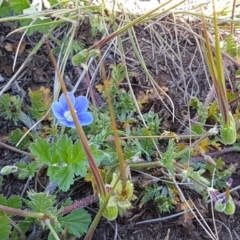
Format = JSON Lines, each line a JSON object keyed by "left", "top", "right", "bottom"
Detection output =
{"left": 89, "top": 49, "right": 100, "bottom": 58}
{"left": 72, "top": 49, "right": 89, "bottom": 66}
{"left": 214, "top": 198, "right": 226, "bottom": 212}
{"left": 101, "top": 197, "right": 118, "bottom": 221}
{"left": 1, "top": 165, "right": 18, "bottom": 175}
{"left": 220, "top": 112, "right": 236, "bottom": 145}
{"left": 224, "top": 198, "right": 235, "bottom": 215}
{"left": 102, "top": 205, "right": 118, "bottom": 220}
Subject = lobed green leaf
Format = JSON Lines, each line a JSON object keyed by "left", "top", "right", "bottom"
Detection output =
{"left": 54, "top": 166, "right": 74, "bottom": 192}
{"left": 25, "top": 190, "right": 56, "bottom": 212}
{"left": 0, "top": 216, "right": 11, "bottom": 240}
{"left": 58, "top": 209, "right": 91, "bottom": 237}
{"left": 29, "top": 139, "right": 51, "bottom": 164}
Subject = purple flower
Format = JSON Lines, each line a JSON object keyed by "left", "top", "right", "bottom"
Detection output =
{"left": 221, "top": 197, "right": 227, "bottom": 204}
{"left": 226, "top": 178, "right": 233, "bottom": 187}
{"left": 52, "top": 92, "right": 93, "bottom": 128}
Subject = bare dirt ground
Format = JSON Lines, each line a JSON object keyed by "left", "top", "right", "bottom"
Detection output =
{"left": 1, "top": 2, "right": 240, "bottom": 239}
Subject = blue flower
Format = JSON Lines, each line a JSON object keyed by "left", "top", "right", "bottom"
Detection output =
{"left": 52, "top": 92, "right": 93, "bottom": 128}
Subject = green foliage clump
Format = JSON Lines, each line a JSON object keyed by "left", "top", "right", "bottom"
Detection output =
{"left": 0, "top": 94, "right": 23, "bottom": 125}
{"left": 29, "top": 135, "right": 110, "bottom": 191}
{"left": 142, "top": 183, "right": 175, "bottom": 213}
{"left": 28, "top": 89, "right": 50, "bottom": 120}
{"left": 222, "top": 35, "right": 240, "bottom": 58}
{"left": 8, "top": 129, "right": 31, "bottom": 150}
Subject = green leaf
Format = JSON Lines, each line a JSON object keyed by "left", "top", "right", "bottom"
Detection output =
{"left": 0, "top": 1, "right": 12, "bottom": 17}
{"left": 9, "top": 0, "right": 30, "bottom": 14}
{"left": 0, "top": 94, "right": 23, "bottom": 125}
{"left": 54, "top": 166, "right": 74, "bottom": 191}
{"left": 71, "top": 141, "right": 88, "bottom": 176}
{"left": 51, "top": 144, "right": 60, "bottom": 164}
{"left": 29, "top": 139, "right": 51, "bottom": 164}
{"left": 0, "top": 216, "right": 11, "bottom": 240}
{"left": 25, "top": 191, "right": 56, "bottom": 212}
{"left": 72, "top": 49, "right": 89, "bottom": 66}
{"left": 11, "top": 220, "right": 32, "bottom": 239}
{"left": 0, "top": 195, "right": 8, "bottom": 217}
{"left": 58, "top": 209, "right": 91, "bottom": 237}
{"left": 223, "top": 35, "right": 239, "bottom": 57}
{"left": 16, "top": 161, "right": 39, "bottom": 179}
{"left": 8, "top": 129, "right": 31, "bottom": 150}
{"left": 28, "top": 88, "right": 50, "bottom": 119}
{"left": 25, "top": 18, "right": 53, "bottom": 36}
{"left": 90, "top": 144, "right": 110, "bottom": 165}
{"left": 47, "top": 0, "right": 58, "bottom": 5}
{"left": 111, "top": 64, "right": 126, "bottom": 83}
{"left": 7, "top": 196, "right": 22, "bottom": 209}
{"left": 56, "top": 135, "right": 73, "bottom": 164}
{"left": 190, "top": 97, "right": 208, "bottom": 123}
{"left": 160, "top": 140, "right": 176, "bottom": 174}
{"left": 208, "top": 101, "right": 219, "bottom": 121}
{"left": 47, "top": 165, "right": 60, "bottom": 182}
{"left": 191, "top": 124, "right": 205, "bottom": 135}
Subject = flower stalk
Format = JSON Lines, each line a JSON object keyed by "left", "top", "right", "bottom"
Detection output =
{"left": 103, "top": 79, "right": 127, "bottom": 189}
{"left": 201, "top": 0, "right": 236, "bottom": 145}
{"left": 46, "top": 42, "right": 106, "bottom": 198}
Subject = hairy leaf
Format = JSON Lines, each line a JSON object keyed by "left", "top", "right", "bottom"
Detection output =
{"left": 25, "top": 191, "right": 56, "bottom": 212}
{"left": 9, "top": 0, "right": 30, "bottom": 14}
{"left": 0, "top": 216, "right": 11, "bottom": 240}
{"left": 8, "top": 129, "right": 31, "bottom": 150}
{"left": 29, "top": 139, "right": 51, "bottom": 164}
{"left": 16, "top": 161, "right": 39, "bottom": 179}
{"left": 54, "top": 166, "right": 74, "bottom": 192}
{"left": 0, "top": 1, "right": 12, "bottom": 17}
{"left": 58, "top": 209, "right": 91, "bottom": 237}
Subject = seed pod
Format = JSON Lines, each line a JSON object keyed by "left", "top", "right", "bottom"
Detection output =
{"left": 215, "top": 198, "right": 226, "bottom": 212}
{"left": 224, "top": 198, "right": 236, "bottom": 215}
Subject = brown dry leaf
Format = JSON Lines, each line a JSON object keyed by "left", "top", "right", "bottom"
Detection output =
{"left": 95, "top": 83, "right": 104, "bottom": 93}
{"left": 40, "top": 86, "right": 52, "bottom": 107}
{"left": 194, "top": 139, "right": 209, "bottom": 155}
{"left": 208, "top": 140, "right": 222, "bottom": 151}
{"left": 176, "top": 200, "right": 194, "bottom": 223}
{"left": 160, "top": 131, "right": 179, "bottom": 142}
{"left": 0, "top": 64, "right": 13, "bottom": 76}
{"left": 137, "top": 90, "right": 149, "bottom": 110}
{"left": 0, "top": 56, "right": 13, "bottom": 76}
{"left": 32, "top": 68, "right": 50, "bottom": 83}
{"left": 95, "top": 79, "right": 113, "bottom": 93}
{"left": 146, "top": 87, "right": 169, "bottom": 101}
{"left": 4, "top": 41, "right": 26, "bottom": 55}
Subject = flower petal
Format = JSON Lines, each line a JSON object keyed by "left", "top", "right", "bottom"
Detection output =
{"left": 75, "top": 96, "right": 89, "bottom": 113}
{"left": 58, "top": 118, "right": 76, "bottom": 128}
{"left": 52, "top": 102, "right": 65, "bottom": 120}
{"left": 59, "top": 92, "right": 75, "bottom": 111}
{"left": 77, "top": 112, "right": 93, "bottom": 126}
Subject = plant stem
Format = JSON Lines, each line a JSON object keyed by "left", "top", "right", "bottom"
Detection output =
{"left": 45, "top": 218, "right": 60, "bottom": 240}
{"left": 0, "top": 205, "right": 44, "bottom": 219}
{"left": 46, "top": 42, "right": 106, "bottom": 197}
{"left": 0, "top": 141, "right": 31, "bottom": 156}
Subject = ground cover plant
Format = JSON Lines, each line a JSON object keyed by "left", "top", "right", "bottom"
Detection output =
{"left": 1, "top": 0, "right": 240, "bottom": 239}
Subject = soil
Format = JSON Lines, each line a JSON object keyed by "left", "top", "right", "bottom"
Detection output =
{"left": 1, "top": 3, "right": 240, "bottom": 240}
